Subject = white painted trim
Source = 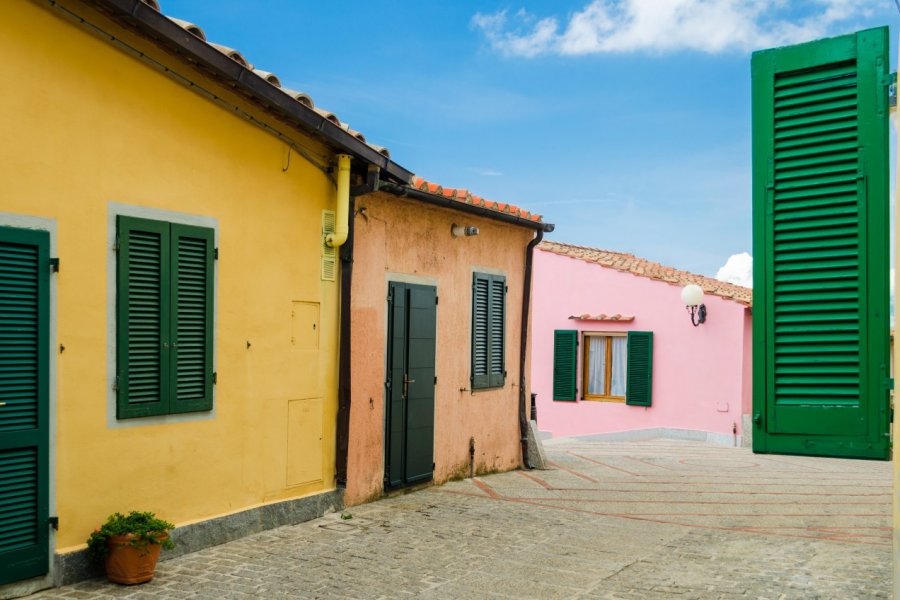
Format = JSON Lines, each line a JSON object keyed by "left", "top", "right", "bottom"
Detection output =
{"left": 106, "top": 202, "right": 219, "bottom": 429}
{"left": 0, "top": 212, "right": 57, "bottom": 592}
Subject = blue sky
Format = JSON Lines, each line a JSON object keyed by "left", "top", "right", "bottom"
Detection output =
{"left": 160, "top": 1, "right": 897, "bottom": 280}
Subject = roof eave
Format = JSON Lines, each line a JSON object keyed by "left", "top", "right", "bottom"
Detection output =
{"left": 83, "top": 0, "right": 414, "bottom": 183}
{"left": 377, "top": 182, "right": 554, "bottom": 232}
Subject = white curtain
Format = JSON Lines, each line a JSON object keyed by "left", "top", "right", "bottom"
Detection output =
{"left": 587, "top": 336, "right": 606, "bottom": 396}
{"left": 610, "top": 336, "right": 628, "bottom": 396}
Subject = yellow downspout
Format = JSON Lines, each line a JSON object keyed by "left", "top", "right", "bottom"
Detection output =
{"left": 326, "top": 154, "right": 352, "bottom": 248}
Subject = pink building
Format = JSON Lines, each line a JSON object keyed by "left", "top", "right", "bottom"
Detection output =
{"left": 531, "top": 241, "right": 753, "bottom": 446}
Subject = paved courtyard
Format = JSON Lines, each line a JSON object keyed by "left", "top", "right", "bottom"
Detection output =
{"left": 29, "top": 438, "right": 892, "bottom": 599}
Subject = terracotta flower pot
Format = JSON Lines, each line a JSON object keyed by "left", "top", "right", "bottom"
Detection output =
{"left": 104, "top": 533, "right": 167, "bottom": 585}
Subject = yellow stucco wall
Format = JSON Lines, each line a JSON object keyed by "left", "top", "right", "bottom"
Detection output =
{"left": 3, "top": 1, "right": 340, "bottom": 550}
{"left": 345, "top": 191, "right": 534, "bottom": 505}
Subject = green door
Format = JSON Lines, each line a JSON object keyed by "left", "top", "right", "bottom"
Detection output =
{"left": 385, "top": 282, "right": 436, "bottom": 489}
{"left": 0, "top": 227, "right": 50, "bottom": 584}
{"left": 752, "top": 28, "right": 890, "bottom": 459}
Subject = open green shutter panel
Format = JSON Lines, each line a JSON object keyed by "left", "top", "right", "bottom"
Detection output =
{"left": 488, "top": 276, "right": 505, "bottom": 387}
{"left": 625, "top": 331, "right": 653, "bottom": 406}
{"left": 552, "top": 330, "right": 577, "bottom": 401}
{"left": 471, "top": 274, "right": 490, "bottom": 388}
{"left": 0, "top": 227, "right": 49, "bottom": 584}
{"left": 752, "top": 27, "right": 890, "bottom": 458}
{"left": 171, "top": 225, "right": 214, "bottom": 414}
{"left": 117, "top": 217, "right": 169, "bottom": 419}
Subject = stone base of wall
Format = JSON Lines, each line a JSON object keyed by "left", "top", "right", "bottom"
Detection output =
{"left": 0, "top": 489, "right": 344, "bottom": 597}
{"left": 551, "top": 427, "right": 744, "bottom": 448}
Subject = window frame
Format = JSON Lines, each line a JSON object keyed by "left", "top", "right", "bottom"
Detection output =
{"left": 470, "top": 272, "right": 506, "bottom": 390}
{"left": 581, "top": 332, "right": 627, "bottom": 403}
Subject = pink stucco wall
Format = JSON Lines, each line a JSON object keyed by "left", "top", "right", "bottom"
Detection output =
{"left": 531, "top": 248, "right": 752, "bottom": 440}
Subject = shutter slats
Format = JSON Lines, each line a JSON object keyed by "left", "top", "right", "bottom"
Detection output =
{"left": 0, "top": 239, "right": 38, "bottom": 433}
{"left": 625, "top": 331, "right": 652, "bottom": 406}
{"left": 0, "top": 448, "right": 37, "bottom": 554}
{"left": 552, "top": 330, "right": 577, "bottom": 401}
{"left": 471, "top": 273, "right": 505, "bottom": 389}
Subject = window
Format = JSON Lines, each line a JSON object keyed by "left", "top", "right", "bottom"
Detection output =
{"left": 552, "top": 330, "right": 653, "bottom": 406}
{"left": 471, "top": 272, "right": 505, "bottom": 389}
{"left": 116, "top": 216, "right": 215, "bottom": 419}
{"left": 583, "top": 333, "right": 628, "bottom": 402}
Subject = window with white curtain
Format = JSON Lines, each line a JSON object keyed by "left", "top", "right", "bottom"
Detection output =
{"left": 583, "top": 333, "right": 627, "bottom": 401}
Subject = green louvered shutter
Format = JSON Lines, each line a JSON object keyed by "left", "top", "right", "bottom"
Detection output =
{"left": 117, "top": 216, "right": 170, "bottom": 419}
{"left": 488, "top": 275, "right": 506, "bottom": 387}
{"left": 625, "top": 331, "right": 653, "bottom": 406}
{"left": 471, "top": 274, "right": 490, "bottom": 389}
{"left": 552, "top": 330, "right": 577, "bottom": 401}
{"left": 752, "top": 28, "right": 890, "bottom": 459}
{"left": 170, "top": 224, "right": 214, "bottom": 414}
{"left": 0, "top": 227, "right": 49, "bottom": 585}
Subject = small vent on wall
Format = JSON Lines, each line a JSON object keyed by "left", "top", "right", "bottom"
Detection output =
{"left": 321, "top": 210, "right": 336, "bottom": 281}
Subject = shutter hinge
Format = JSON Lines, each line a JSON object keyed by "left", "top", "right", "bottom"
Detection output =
{"left": 505, "top": 285, "right": 508, "bottom": 293}
{"left": 48, "top": 516, "right": 59, "bottom": 530}
{"left": 434, "top": 376, "right": 438, "bottom": 384}
{"left": 214, "top": 247, "right": 219, "bottom": 260}
{"left": 212, "top": 372, "right": 218, "bottom": 385}
{"left": 435, "top": 296, "right": 439, "bottom": 305}
{"left": 49, "top": 258, "right": 59, "bottom": 273}
{"left": 113, "top": 376, "right": 119, "bottom": 392}
{"left": 113, "top": 234, "right": 120, "bottom": 252}
{"left": 889, "top": 72, "right": 897, "bottom": 108}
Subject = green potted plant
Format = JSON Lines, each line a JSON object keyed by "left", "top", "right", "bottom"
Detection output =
{"left": 86, "top": 511, "right": 175, "bottom": 585}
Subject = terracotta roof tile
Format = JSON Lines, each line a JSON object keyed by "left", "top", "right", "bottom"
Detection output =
{"left": 409, "top": 177, "right": 543, "bottom": 223}
{"left": 540, "top": 240, "right": 752, "bottom": 306}
{"left": 569, "top": 314, "right": 635, "bottom": 322}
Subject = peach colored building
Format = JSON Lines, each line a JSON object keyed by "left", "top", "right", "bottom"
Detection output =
{"left": 531, "top": 241, "right": 753, "bottom": 446}
{"left": 341, "top": 178, "right": 553, "bottom": 505}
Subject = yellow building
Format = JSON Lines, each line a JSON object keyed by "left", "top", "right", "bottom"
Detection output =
{"left": 0, "top": 0, "right": 413, "bottom": 594}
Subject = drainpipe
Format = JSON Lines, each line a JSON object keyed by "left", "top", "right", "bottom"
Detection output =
{"left": 326, "top": 154, "right": 352, "bottom": 248}
{"left": 519, "top": 229, "right": 544, "bottom": 469}
{"left": 335, "top": 165, "right": 379, "bottom": 489}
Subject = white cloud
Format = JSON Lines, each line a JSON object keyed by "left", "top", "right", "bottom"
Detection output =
{"left": 472, "top": 0, "right": 875, "bottom": 57}
{"left": 716, "top": 252, "right": 752, "bottom": 288}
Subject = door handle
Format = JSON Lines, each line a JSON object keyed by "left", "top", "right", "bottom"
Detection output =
{"left": 403, "top": 375, "right": 415, "bottom": 397}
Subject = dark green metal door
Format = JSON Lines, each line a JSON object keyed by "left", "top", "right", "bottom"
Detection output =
{"left": 385, "top": 282, "right": 436, "bottom": 489}
{"left": 0, "top": 227, "right": 50, "bottom": 584}
{"left": 751, "top": 28, "right": 891, "bottom": 459}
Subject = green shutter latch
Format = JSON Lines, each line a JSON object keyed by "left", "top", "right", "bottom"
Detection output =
{"left": 49, "top": 258, "right": 59, "bottom": 272}
{"left": 48, "top": 516, "right": 59, "bottom": 530}
{"left": 212, "top": 372, "right": 217, "bottom": 385}
{"left": 214, "top": 247, "right": 219, "bottom": 260}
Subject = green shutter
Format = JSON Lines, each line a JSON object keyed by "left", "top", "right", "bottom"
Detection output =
{"left": 170, "top": 224, "right": 214, "bottom": 414}
{"left": 752, "top": 27, "right": 890, "bottom": 458}
{"left": 625, "top": 331, "right": 652, "bottom": 406}
{"left": 552, "top": 330, "right": 577, "bottom": 401}
{"left": 0, "top": 227, "right": 49, "bottom": 584}
{"left": 118, "top": 217, "right": 214, "bottom": 419}
{"left": 488, "top": 275, "right": 506, "bottom": 387}
{"left": 117, "top": 216, "right": 169, "bottom": 419}
{"left": 471, "top": 274, "right": 489, "bottom": 389}
{"left": 472, "top": 273, "right": 506, "bottom": 390}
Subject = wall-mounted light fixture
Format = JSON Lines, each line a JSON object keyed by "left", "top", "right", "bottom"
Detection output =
{"left": 681, "top": 284, "right": 706, "bottom": 326}
{"left": 451, "top": 224, "right": 479, "bottom": 238}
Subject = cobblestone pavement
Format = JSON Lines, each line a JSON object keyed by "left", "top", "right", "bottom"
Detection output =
{"left": 29, "top": 439, "right": 892, "bottom": 599}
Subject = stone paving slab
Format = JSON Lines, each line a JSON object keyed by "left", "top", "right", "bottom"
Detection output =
{"left": 26, "top": 439, "right": 892, "bottom": 599}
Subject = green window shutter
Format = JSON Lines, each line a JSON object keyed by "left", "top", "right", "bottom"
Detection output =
{"left": 472, "top": 273, "right": 506, "bottom": 390}
{"left": 169, "top": 224, "right": 214, "bottom": 414}
{"left": 752, "top": 28, "right": 890, "bottom": 458}
{"left": 488, "top": 275, "right": 506, "bottom": 387}
{"left": 552, "top": 330, "right": 577, "bottom": 401}
{"left": 625, "top": 331, "right": 653, "bottom": 406}
{"left": 117, "top": 216, "right": 170, "bottom": 419}
{"left": 471, "top": 274, "right": 490, "bottom": 389}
